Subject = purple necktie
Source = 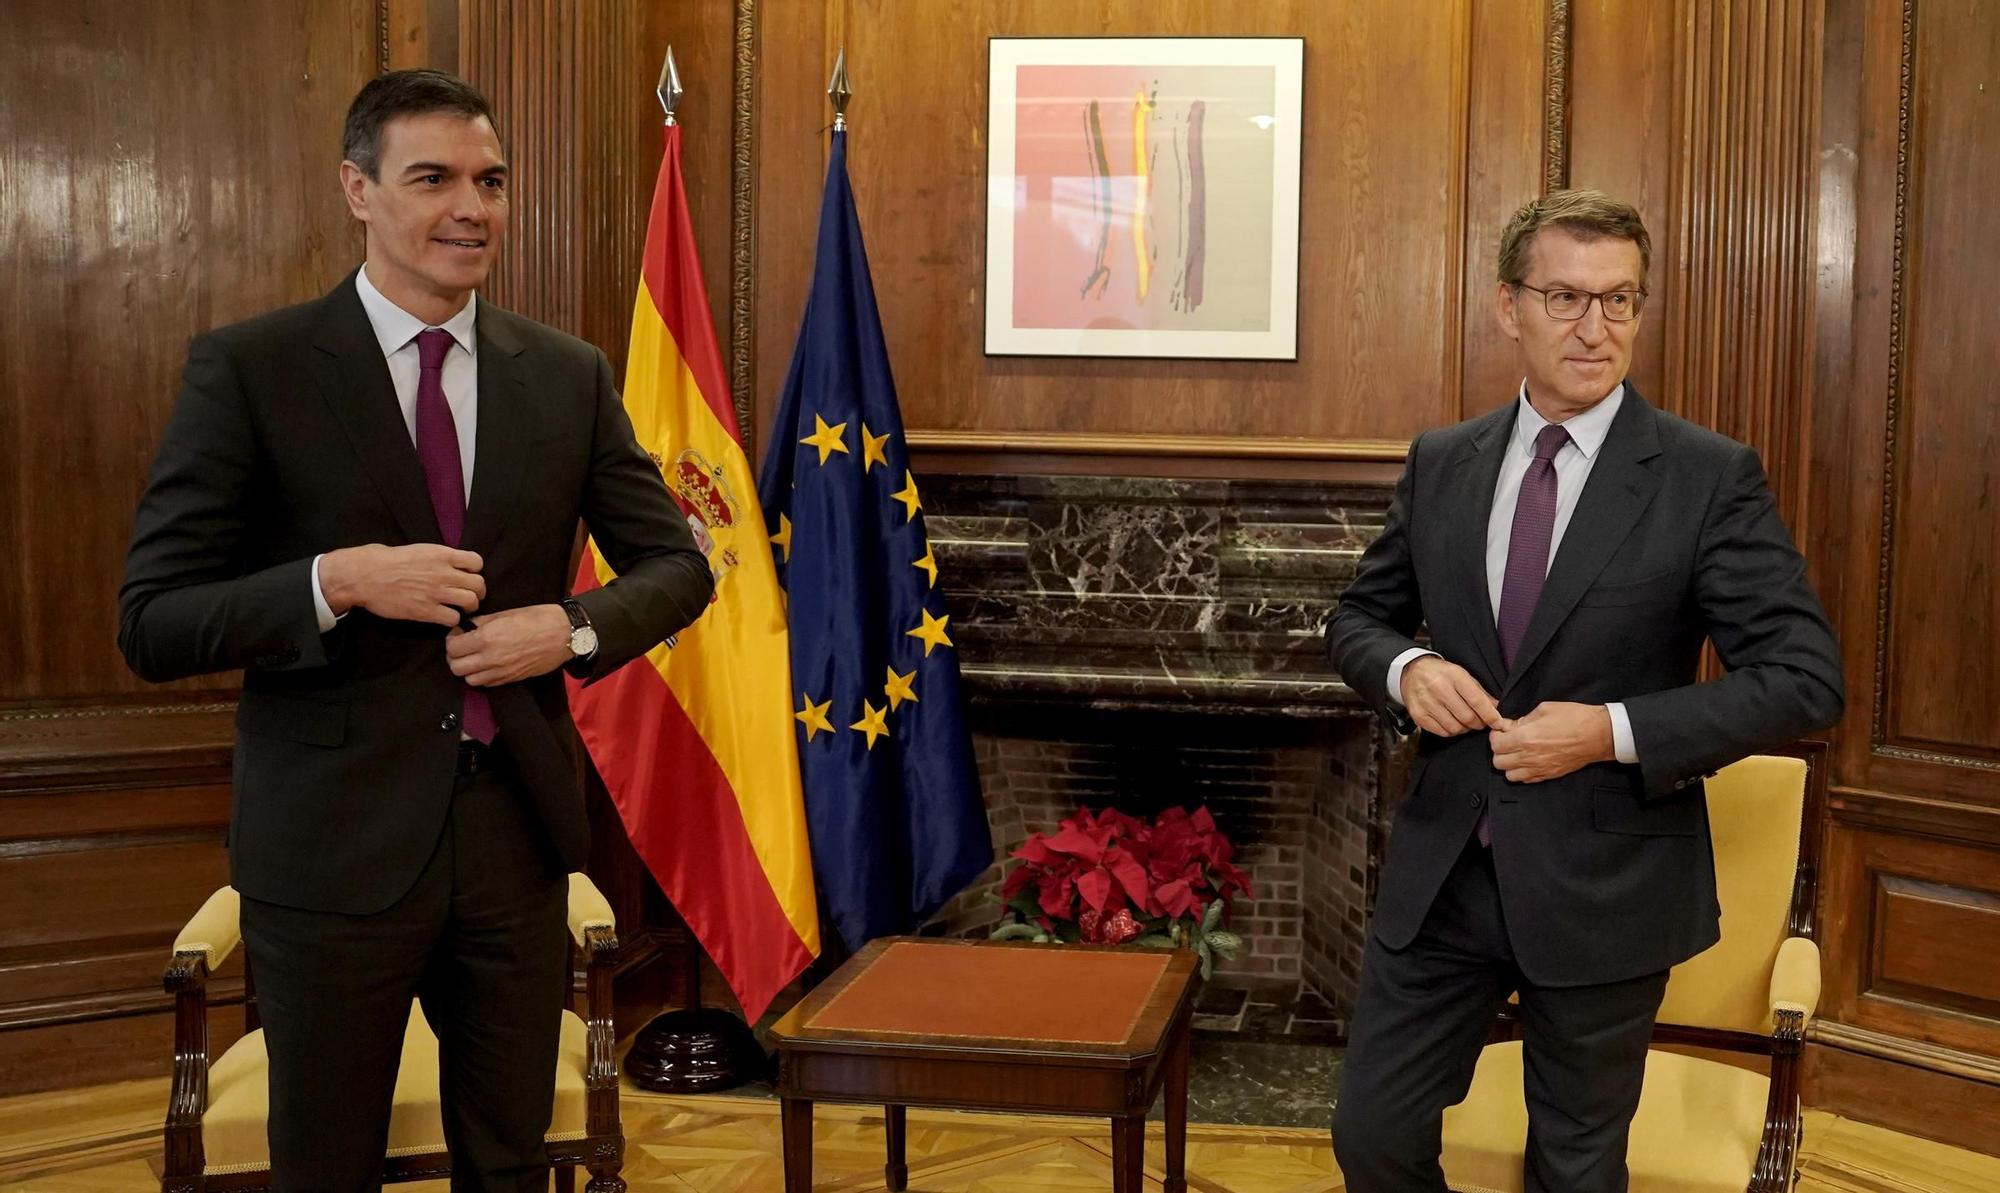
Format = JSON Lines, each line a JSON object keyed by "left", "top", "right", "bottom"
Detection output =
{"left": 1480, "top": 421, "right": 1569, "bottom": 845}
{"left": 415, "top": 329, "right": 495, "bottom": 744}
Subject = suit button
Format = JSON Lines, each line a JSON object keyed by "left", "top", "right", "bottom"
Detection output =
{"left": 1470, "top": 793, "right": 1485, "bottom": 809}
{"left": 440, "top": 712, "right": 460, "bottom": 733}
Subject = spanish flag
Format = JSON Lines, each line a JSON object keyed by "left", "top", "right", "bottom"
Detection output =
{"left": 566, "top": 123, "right": 818, "bottom": 1022}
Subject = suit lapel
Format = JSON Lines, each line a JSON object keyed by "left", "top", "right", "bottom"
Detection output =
{"left": 312, "top": 273, "right": 439, "bottom": 545}
{"left": 460, "top": 308, "right": 528, "bottom": 556}
{"left": 1499, "top": 388, "right": 1665, "bottom": 699}
{"left": 1443, "top": 406, "right": 1514, "bottom": 689}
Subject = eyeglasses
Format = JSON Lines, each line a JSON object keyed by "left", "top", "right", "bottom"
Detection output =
{"left": 1514, "top": 283, "right": 1648, "bottom": 322}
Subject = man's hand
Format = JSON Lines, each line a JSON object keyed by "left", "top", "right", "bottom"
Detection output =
{"left": 1489, "top": 702, "right": 1616, "bottom": 783}
{"left": 1400, "top": 655, "right": 1506, "bottom": 737}
{"left": 319, "top": 544, "right": 485, "bottom": 628}
{"left": 447, "top": 605, "right": 572, "bottom": 687}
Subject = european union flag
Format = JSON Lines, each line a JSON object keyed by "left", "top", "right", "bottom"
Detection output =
{"left": 757, "top": 129, "right": 992, "bottom": 952}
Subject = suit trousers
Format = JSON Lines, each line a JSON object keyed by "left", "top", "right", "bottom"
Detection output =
{"left": 240, "top": 754, "right": 570, "bottom": 1193}
{"left": 1331, "top": 833, "right": 1670, "bottom": 1193}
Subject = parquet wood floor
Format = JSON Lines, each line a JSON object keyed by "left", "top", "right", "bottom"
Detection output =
{"left": 3, "top": 1079, "right": 1995, "bottom": 1191}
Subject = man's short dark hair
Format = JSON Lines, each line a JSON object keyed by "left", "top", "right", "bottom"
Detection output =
{"left": 1497, "top": 189, "right": 1651, "bottom": 285}
{"left": 342, "top": 70, "right": 499, "bottom": 180}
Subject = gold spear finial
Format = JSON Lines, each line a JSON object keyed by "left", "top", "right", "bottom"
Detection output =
{"left": 828, "top": 47, "right": 852, "bottom": 131}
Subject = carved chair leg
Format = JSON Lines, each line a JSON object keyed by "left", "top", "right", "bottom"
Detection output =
{"left": 583, "top": 1139, "right": 625, "bottom": 1193}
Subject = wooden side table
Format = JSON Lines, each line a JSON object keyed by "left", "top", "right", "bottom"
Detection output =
{"left": 768, "top": 937, "right": 1199, "bottom": 1193}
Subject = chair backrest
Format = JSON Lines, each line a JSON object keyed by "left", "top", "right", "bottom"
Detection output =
{"left": 1653, "top": 754, "right": 1808, "bottom": 1036}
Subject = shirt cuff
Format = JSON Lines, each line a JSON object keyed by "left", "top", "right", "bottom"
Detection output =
{"left": 1607, "top": 702, "right": 1639, "bottom": 764}
{"left": 310, "top": 554, "right": 342, "bottom": 634}
{"left": 1386, "top": 648, "right": 1441, "bottom": 709}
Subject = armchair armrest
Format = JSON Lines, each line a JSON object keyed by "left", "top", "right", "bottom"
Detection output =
{"left": 161, "top": 889, "right": 237, "bottom": 1184}
{"left": 1769, "top": 935, "right": 1821, "bottom": 1024}
{"left": 567, "top": 872, "right": 617, "bottom": 950}
{"left": 170, "top": 886, "right": 242, "bottom": 975}
{"left": 1752, "top": 935, "right": 1820, "bottom": 1191}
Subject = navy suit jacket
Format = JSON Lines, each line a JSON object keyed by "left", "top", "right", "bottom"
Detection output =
{"left": 120, "top": 273, "right": 714, "bottom": 914}
{"left": 1328, "top": 386, "right": 1842, "bottom": 985}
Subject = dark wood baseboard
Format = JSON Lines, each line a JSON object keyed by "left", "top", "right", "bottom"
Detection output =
{"left": 1805, "top": 1037, "right": 2000, "bottom": 1159}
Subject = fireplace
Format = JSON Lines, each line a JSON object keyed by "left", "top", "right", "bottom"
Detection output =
{"left": 921, "top": 475, "right": 1408, "bottom": 1028}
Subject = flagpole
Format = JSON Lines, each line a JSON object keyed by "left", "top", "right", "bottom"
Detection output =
{"left": 620, "top": 44, "right": 770, "bottom": 1096}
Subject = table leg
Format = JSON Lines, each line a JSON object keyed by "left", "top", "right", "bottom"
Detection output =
{"left": 884, "top": 1103, "right": 908, "bottom": 1190}
{"left": 1164, "top": 1017, "right": 1189, "bottom": 1193}
{"left": 782, "top": 1097, "right": 814, "bottom": 1192}
{"left": 1110, "top": 1114, "right": 1145, "bottom": 1193}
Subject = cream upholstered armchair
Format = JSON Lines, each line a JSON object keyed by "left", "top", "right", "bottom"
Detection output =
{"left": 159, "top": 874, "right": 625, "bottom": 1193}
{"left": 1438, "top": 754, "right": 1822, "bottom": 1193}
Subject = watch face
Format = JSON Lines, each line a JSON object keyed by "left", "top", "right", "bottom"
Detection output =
{"left": 570, "top": 625, "right": 600, "bottom": 657}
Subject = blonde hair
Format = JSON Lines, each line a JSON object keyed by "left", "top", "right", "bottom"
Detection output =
{"left": 1497, "top": 189, "right": 1651, "bottom": 285}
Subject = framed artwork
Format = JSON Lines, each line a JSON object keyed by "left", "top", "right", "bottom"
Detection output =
{"left": 984, "top": 36, "right": 1305, "bottom": 361}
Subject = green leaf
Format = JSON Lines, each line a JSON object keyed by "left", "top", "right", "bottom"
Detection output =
{"left": 1205, "top": 930, "right": 1242, "bottom": 956}
{"left": 989, "top": 923, "right": 1044, "bottom": 942}
{"left": 1202, "top": 899, "right": 1224, "bottom": 932}
{"left": 1134, "top": 934, "right": 1176, "bottom": 949}
{"left": 1198, "top": 943, "right": 1214, "bottom": 981}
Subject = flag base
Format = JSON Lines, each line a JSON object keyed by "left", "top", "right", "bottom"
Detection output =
{"left": 624, "top": 1007, "right": 767, "bottom": 1093}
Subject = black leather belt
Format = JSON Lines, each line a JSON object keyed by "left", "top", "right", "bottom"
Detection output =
{"left": 456, "top": 739, "right": 492, "bottom": 776}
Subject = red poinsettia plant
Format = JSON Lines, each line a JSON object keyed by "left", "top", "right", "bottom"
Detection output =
{"left": 990, "top": 805, "right": 1253, "bottom": 978}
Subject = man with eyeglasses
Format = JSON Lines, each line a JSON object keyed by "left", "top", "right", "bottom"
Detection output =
{"left": 1327, "top": 189, "right": 1843, "bottom": 1191}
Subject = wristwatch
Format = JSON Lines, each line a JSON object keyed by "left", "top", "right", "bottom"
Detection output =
{"left": 559, "top": 599, "right": 599, "bottom": 673}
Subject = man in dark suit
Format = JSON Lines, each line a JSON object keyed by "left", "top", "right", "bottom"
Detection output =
{"left": 119, "top": 70, "right": 712, "bottom": 1191}
{"left": 1326, "top": 189, "right": 1843, "bottom": 1191}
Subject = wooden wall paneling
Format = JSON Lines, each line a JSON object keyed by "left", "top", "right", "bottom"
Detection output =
{"left": 749, "top": 0, "right": 1537, "bottom": 472}
{"left": 749, "top": 0, "right": 830, "bottom": 467}
{"left": 1821, "top": 819, "right": 2000, "bottom": 1059}
{"left": 0, "top": 0, "right": 372, "bottom": 706}
{"left": 1874, "top": 2, "right": 2000, "bottom": 774}
{"left": 458, "top": 0, "right": 738, "bottom": 393}
{"left": 1804, "top": 1038, "right": 2000, "bottom": 1158}
{"left": 1666, "top": 0, "right": 1822, "bottom": 532}
{"left": 0, "top": 0, "right": 380, "bottom": 1097}
{"left": 1565, "top": 0, "right": 1675, "bottom": 406}
{"left": 1459, "top": 0, "right": 1550, "bottom": 418}
{"left": 1806, "top": 0, "right": 1862, "bottom": 641}
{"left": 1833, "top": 0, "right": 2000, "bottom": 804}
{"left": 1804, "top": 0, "right": 2000, "bottom": 1148}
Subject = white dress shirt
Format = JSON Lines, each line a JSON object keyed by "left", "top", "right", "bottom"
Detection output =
{"left": 1386, "top": 382, "right": 1639, "bottom": 764}
{"left": 309, "top": 265, "right": 480, "bottom": 631}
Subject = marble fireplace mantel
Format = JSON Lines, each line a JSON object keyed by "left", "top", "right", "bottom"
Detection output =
{"left": 923, "top": 473, "right": 1409, "bottom": 1025}
{"left": 925, "top": 474, "right": 1391, "bottom": 719}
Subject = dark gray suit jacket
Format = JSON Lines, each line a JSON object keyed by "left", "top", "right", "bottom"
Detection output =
{"left": 120, "top": 273, "right": 714, "bottom": 914}
{"left": 1327, "top": 386, "right": 1842, "bottom": 986}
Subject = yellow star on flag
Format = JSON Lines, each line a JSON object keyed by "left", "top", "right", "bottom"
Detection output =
{"left": 850, "top": 699, "right": 890, "bottom": 750}
{"left": 770, "top": 513, "right": 793, "bottom": 562}
{"left": 860, "top": 423, "right": 891, "bottom": 473}
{"left": 907, "top": 607, "right": 953, "bottom": 656}
{"left": 884, "top": 665, "right": 919, "bottom": 711}
{"left": 800, "top": 413, "right": 850, "bottom": 465}
{"left": 891, "top": 471, "right": 922, "bottom": 521}
{"left": 794, "top": 693, "right": 835, "bottom": 741}
{"left": 911, "top": 543, "right": 938, "bottom": 589}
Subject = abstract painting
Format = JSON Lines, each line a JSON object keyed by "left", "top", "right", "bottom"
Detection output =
{"left": 985, "top": 37, "right": 1304, "bottom": 360}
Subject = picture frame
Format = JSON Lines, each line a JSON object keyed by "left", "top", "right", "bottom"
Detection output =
{"left": 984, "top": 36, "right": 1305, "bottom": 361}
